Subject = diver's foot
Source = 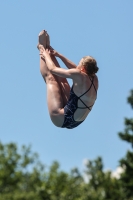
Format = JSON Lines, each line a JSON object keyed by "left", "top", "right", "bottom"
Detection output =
{"left": 46, "top": 32, "right": 50, "bottom": 48}
{"left": 37, "top": 30, "right": 47, "bottom": 49}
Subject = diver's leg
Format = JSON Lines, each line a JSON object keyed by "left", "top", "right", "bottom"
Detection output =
{"left": 38, "top": 31, "right": 65, "bottom": 126}
{"left": 39, "top": 56, "right": 70, "bottom": 108}
{"left": 40, "top": 55, "right": 65, "bottom": 127}
{"left": 50, "top": 55, "right": 70, "bottom": 105}
{"left": 45, "top": 33, "right": 70, "bottom": 105}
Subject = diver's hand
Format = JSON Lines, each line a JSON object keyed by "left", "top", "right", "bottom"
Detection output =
{"left": 48, "top": 46, "right": 59, "bottom": 57}
{"left": 39, "top": 46, "right": 50, "bottom": 58}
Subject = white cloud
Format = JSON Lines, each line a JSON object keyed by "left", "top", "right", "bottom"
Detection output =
{"left": 82, "top": 158, "right": 91, "bottom": 183}
{"left": 82, "top": 158, "right": 124, "bottom": 182}
{"left": 111, "top": 166, "right": 124, "bottom": 179}
{"left": 82, "top": 158, "right": 90, "bottom": 167}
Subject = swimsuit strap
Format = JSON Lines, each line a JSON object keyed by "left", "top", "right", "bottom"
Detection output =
{"left": 90, "top": 76, "right": 97, "bottom": 98}
{"left": 78, "top": 98, "right": 93, "bottom": 111}
{"left": 79, "top": 76, "right": 94, "bottom": 98}
{"left": 77, "top": 76, "right": 97, "bottom": 110}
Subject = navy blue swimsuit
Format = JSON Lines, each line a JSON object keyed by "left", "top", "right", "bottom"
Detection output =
{"left": 62, "top": 76, "right": 97, "bottom": 129}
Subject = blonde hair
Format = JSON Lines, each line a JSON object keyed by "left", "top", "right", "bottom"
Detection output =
{"left": 82, "top": 56, "right": 99, "bottom": 76}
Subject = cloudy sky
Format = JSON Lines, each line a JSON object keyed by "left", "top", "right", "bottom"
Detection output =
{"left": 0, "top": 0, "right": 133, "bottom": 173}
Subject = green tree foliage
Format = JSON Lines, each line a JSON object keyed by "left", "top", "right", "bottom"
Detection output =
{"left": 83, "top": 157, "right": 122, "bottom": 200}
{"left": 0, "top": 142, "right": 44, "bottom": 200}
{"left": 0, "top": 142, "right": 85, "bottom": 200}
{"left": 118, "top": 90, "right": 133, "bottom": 200}
{"left": 127, "top": 89, "right": 133, "bottom": 108}
{"left": 38, "top": 162, "right": 84, "bottom": 200}
{"left": 0, "top": 141, "right": 121, "bottom": 200}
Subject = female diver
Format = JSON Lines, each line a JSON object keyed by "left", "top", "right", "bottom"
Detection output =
{"left": 38, "top": 30, "right": 99, "bottom": 129}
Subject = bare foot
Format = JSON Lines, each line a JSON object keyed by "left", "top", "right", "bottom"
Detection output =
{"left": 37, "top": 30, "right": 47, "bottom": 50}
{"left": 46, "top": 32, "right": 50, "bottom": 48}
